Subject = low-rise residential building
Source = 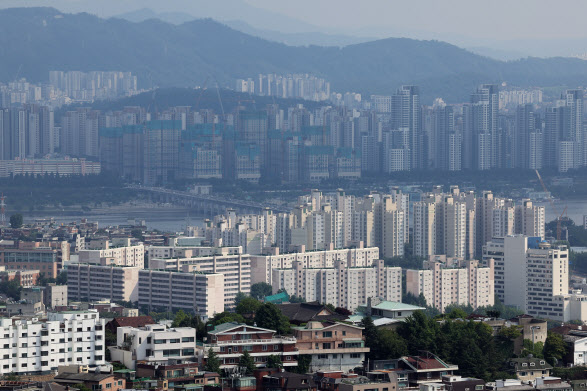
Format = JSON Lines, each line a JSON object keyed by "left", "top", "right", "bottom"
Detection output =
{"left": 484, "top": 315, "right": 547, "bottom": 355}
{"left": 203, "top": 323, "right": 298, "bottom": 370}
{"left": 260, "top": 371, "right": 316, "bottom": 391}
{"left": 135, "top": 362, "right": 220, "bottom": 389}
{"left": 371, "top": 353, "right": 458, "bottom": 387}
{"left": 347, "top": 299, "right": 425, "bottom": 328}
{"left": 43, "top": 284, "right": 68, "bottom": 309}
{"left": 250, "top": 246, "right": 380, "bottom": 285}
{"left": 105, "top": 316, "right": 154, "bottom": 336}
{"left": 110, "top": 324, "right": 198, "bottom": 370}
{"left": 53, "top": 373, "right": 125, "bottom": 391}
{"left": 272, "top": 260, "right": 401, "bottom": 311}
{"left": 508, "top": 357, "right": 552, "bottom": 382}
{"left": 406, "top": 257, "right": 494, "bottom": 313}
{"left": 0, "top": 270, "right": 40, "bottom": 287}
{"left": 276, "top": 302, "right": 345, "bottom": 326}
{"left": 67, "top": 264, "right": 140, "bottom": 302}
{"left": 0, "top": 310, "right": 105, "bottom": 375}
{"left": 137, "top": 270, "right": 224, "bottom": 319}
{"left": 440, "top": 375, "right": 485, "bottom": 391}
{"left": 293, "top": 321, "right": 369, "bottom": 372}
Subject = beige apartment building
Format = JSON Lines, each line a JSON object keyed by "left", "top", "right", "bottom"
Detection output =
{"left": 250, "top": 245, "right": 380, "bottom": 285}
{"left": 272, "top": 259, "right": 401, "bottom": 311}
{"left": 138, "top": 269, "right": 224, "bottom": 319}
{"left": 405, "top": 255, "right": 494, "bottom": 312}
{"left": 78, "top": 239, "right": 145, "bottom": 268}
{"left": 67, "top": 264, "right": 140, "bottom": 302}
{"left": 293, "top": 321, "right": 369, "bottom": 372}
{"left": 148, "top": 253, "right": 250, "bottom": 306}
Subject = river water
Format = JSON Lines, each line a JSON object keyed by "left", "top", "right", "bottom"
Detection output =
{"left": 19, "top": 199, "right": 587, "bottom": 233}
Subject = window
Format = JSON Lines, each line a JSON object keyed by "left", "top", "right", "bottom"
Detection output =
{"left": 274, "top": 345, "right": 279, "bottom": 351}
{"left": 182, "top": 349, "right": 195, "bottom": 356}
{"left": 323, "top": 343, "right": 331, "bottom": 349}
{"left": 105, "top": 384, "right": 112, "bottom": 389}
{"left": 323, "top": 331, "right": 333, "bottom": 338}
{"left": 182, "top": 337, "right": 195, "bottom": 343}
{"left": 154, "top": 339, "right": 166, "bottom": 344}
{"left": 169, "top": 339, "right": 180, "bottom": 344}
{"left": 475, "top": 386, "right": 484, "bottom": 390}
{"left": 262, "top": 345, "right": 268, "bottom": 351}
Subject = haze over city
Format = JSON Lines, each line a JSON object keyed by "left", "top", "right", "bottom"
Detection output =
{"left": 0, "top": 1, "right": 587, "bottom": 389}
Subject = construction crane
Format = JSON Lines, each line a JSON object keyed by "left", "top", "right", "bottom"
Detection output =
{"left": 535, "top": 169, "right": 567, "bottom": 241}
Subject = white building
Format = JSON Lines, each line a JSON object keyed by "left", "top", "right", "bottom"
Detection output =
{"left": 483, "top": 236, "right": 570, "bottom": 319}
{"left": 67, "top": 264, "right": 140, "bottom": 302}
{"left": 272, "top": 259, "right": 401, "bottom": 311}
{"left": 78, "top": 241, "right": 144, "bottom": 268}
{"left": 250, "top": 245, "right": 380, "bottom": 285}
{"left": 406, "top": 256, "right": 494, "bottom": 312}
{"left": 0, "top": 310, "right": 105, "bottom": 375}
{"left": 110, "top": 324, "right": 197, "bottom": 370}
{"left": 138, "top": 270, "right": 224, "bottom": 318}
{"left": 148, "top": 253, "right": 250, "bottom": 306}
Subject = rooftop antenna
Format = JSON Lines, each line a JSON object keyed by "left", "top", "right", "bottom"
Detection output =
{"left": 0, "top": 193, "right": 6, "bottom": 227}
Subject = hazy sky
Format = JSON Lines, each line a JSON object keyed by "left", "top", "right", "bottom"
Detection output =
{"left": 246, "top": 0, "right": 587, "bottom": 41}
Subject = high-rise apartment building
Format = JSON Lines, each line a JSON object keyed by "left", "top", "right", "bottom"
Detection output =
{"left": 0, "top": 310, "right": 105, "bottom": 375}
{"left": 482, "top": 236, "right": 568, "bottom": 319}
{"left": 406, "top": 255, "right": 494, "bottom": 312}
{"left": 272, "top": 259, "right": 401, "bottom": 310}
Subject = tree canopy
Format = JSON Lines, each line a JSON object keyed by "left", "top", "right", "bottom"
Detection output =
{"left": 250, "top": 282, "right": 272, "bottom": 300}
{"left": 254, "top": 303, "right": 290, "bottom": 335}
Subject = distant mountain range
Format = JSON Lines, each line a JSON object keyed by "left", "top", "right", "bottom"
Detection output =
{"left": 3, "top": 7, "right": 587, "bottom": 103}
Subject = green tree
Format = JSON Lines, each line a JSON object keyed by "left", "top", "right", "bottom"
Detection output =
{"left": 208, "top": 311, "right": 246, "bottom": 326}
{"left": 447, "top": 308, "right": 468, "bottom": 319}
{"left": 172, "top": 310, "right": 192, "bottom": 328}
{"left": 267, "top": 354, "right": 283, "bottom": 369}
{"left": 234, "top": 291, "right": 248, "bottom": 307}
{"left": 105, "top": 329, "right": 117, "bottom": 346}
{"left": 0, "top": 280, "right": 21, "bottom": 300}
{"left": 292, "top": 355, "right": 312, "bottom": 374}
{"left": 544, "top": 332, "right": 567, "bottom": 365}
{"left": 360, "top": 316, "right": 380, "bottom": 360}
{"left": 236, "top": 297, "right": 262, "bottom": 316}
{"left": 55, "top": 271, "right": 67, "bottom": 285}
{"left": 254, "top": 303, "right": 290, "bottom": 335}
{"left": 522, "top": 339, "right": 544, "bottom": 358}
{"left": 9, "top": 214, "right": 23, "bottom": 229}
{"left": 498, "top": 326, "right": 522, "bottom": 340}
{"left": 250, "top": 282, "right": 272, "bottom": 300}
{"left": 238, "top": 350, "right": 256, "bottom": 375}
{"left": 289, "top": 295, "right": 305, "bottom": 303}
{"left": 204, "top": 348, "right": 222, "bottom": 373}
{"left": 377, "top": 329, "right": 408, "bottom": 359}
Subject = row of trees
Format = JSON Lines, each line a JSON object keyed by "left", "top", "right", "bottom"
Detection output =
{"left": 361, "top": 310, "right": 568, "bottom": 382}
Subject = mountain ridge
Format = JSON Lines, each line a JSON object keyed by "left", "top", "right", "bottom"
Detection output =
{"left": 2, "top": 7, "right": 587, "bottom": 102}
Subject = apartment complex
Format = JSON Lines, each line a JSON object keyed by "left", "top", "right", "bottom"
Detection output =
{"left": 413, "top": 187, "right": 545, "bottom": 259}
{"left": 272, "top": 260, "right": 401, "bottom": 311}
{"left": 0, "top": 158, "right": 101, "bottom": 178}
{"left": 67, "top": 264, "right": 140, "bottom": 302}
{"left": 0, "top": 310, "right": 105, "bottom": 375}
{"left": 293, "top": 321, "right": 369, "bottom": 372}
{"left": 203, "top": 322, "right": 298, "bottom": 370}
{"left": 148, "top": 253, "right": 251, "bottom": 306}
{"left": 405, "top": 256, "right": 494, "bottom": 312}
{"left": 110, "top": 324, "right": 197, "bottom": 370}
{"left": 250, "top": 245, "right": 380, "bottom": 285}
{"left": 137, "top": 270, "right": 224, "bottom": 319}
